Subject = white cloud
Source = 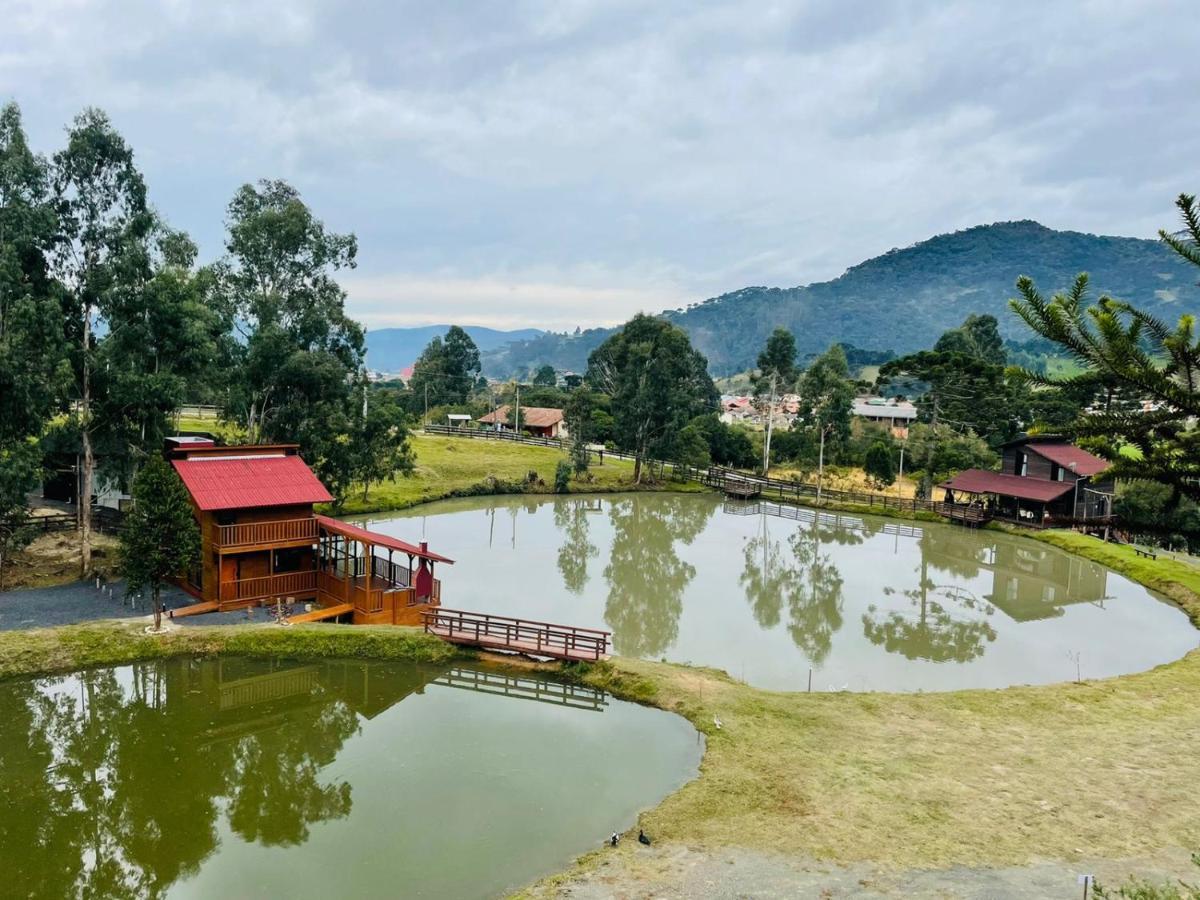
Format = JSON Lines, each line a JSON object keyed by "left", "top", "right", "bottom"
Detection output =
{"left": 2, "top": 0, "right": 1198, "bottom": 328}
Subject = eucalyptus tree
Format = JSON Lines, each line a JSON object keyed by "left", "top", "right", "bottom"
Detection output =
{"left": 51, "top": 108, "right": 153, "bottom": 573}
{"left": 0, "top": 103, "right": 67, "bottom": 583}
{"left": 586, "top": 314, "right": 717, "bottom": 482}
{"left": 753, "top": 327, "right": 798, "bottom": 474}
{"left": 796, "top": 344, "right": 854, "bottom": 500}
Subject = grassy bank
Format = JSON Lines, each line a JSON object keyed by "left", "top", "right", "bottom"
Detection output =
{"left": 335, "top": 432, "right": 705, "bottom": 515}
{"left": 0, "top": 620, "right": 462, "bottom": 681}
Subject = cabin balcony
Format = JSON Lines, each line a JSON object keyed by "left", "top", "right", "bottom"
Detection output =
{"left": 212, "top": 517, "right": 320, "bottom": 552}
{"left": 316, "top": 555, "right": 442, "bottom": 625}
{"left": 218, "top": 570, "right": 319, "bottom": 605}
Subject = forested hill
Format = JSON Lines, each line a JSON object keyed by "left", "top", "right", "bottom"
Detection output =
{"left": 482, "top": 221, "right": 1200, "bottom": 377}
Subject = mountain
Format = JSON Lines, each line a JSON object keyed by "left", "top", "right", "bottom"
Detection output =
{"left": 365, "top": 325, "right": 544, "bottom": 373}
{"left": 482, "top": 221, "right": 1200, "bottom": 377}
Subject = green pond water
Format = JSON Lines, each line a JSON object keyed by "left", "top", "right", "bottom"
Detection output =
{"left": 0, "top": 657, "right": 700, "bottom": 899}
{"left": 353, "top": 493, "right": 1198, "bottom": 691}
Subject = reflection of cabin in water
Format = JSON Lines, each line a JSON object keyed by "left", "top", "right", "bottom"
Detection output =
{"left": 167, "top": 438, "right": 453, "bottom": 624}
{"left": 930, "top": 535, "right": 1110, "bottom": 622}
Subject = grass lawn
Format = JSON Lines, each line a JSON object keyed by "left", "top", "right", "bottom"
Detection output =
{"left": 337, "top": 432, "right": 705, "bottom": 515}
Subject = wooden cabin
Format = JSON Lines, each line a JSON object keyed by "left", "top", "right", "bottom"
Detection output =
{"left": 166, "top": 438, "right": 452, "bottom": 625}
{"left": 939, "top": 435, "right": 1114, "bottom": 526}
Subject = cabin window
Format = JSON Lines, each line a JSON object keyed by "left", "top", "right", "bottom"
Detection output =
{"left": 1053, "top": 464, "right": 1064, "bottom": 481}
{"left": 216, "top": 511, "right": 236, "bottom": 526}
{"left": 1017, "top": 453, "right": 1027, "bottom": 477}
{"left": 273, "top": 547, "right": 308, "bottom": 573}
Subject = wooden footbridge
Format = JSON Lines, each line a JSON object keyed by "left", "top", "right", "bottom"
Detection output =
{"left": 422, "top": 608, "right": 610, "bottom": 662}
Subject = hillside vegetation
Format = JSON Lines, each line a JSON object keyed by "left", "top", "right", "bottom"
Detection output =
{"left": 485, "top": 221, "right": 1200, "bottom": 376}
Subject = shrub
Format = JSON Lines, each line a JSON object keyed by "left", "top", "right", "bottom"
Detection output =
{"left": 554, "top": 459, "right": 572, "bottom": 493}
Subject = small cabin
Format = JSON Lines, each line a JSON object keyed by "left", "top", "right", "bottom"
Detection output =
{"left": 478, "top": 406, "right": 568, "bottom": 439}
{"left": 939, "top": 436, "right": 1114, "bottom": 525}
{"left": 167, "top": 438, "right": 452, "bottom": 625}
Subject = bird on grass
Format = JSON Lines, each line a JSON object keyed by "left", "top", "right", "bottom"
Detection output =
{"left": 638, "top": 829, "right": 651, "bottom": 846}
{"left": 609, "top": 832, "right": 619, "bottom": 847}
{"left": 713, "top": 715, "right": 722, "bottom": 730}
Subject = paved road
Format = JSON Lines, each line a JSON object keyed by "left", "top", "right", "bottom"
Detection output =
{"left": 0, "top": 579, "right": 194, "bottom": 631}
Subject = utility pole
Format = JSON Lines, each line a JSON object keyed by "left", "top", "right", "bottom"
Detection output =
{"left": 514, "top": 382, "right": 521, "bottom": 435}
{"left": 762, "top": 372, "right": 778, "bottom": 475}
{"left": 423, "top": 382, "right": 428, "bottom": 426}
{"left": 817, "top": 423, "right": 827, "bottom": 503}
{"left": 897, "top": 439, "right": 906, "bottom": 498}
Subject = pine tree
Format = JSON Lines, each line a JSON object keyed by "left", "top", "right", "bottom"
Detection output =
{"left": 119, "top": 456, "right": 200, "bottom": 631}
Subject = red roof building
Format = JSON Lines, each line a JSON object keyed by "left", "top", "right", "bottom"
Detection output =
{"left": 939, "top": 435, "right": 1114, "bottom": 525}
{"left": 164, "top": 439, "right": 452, "bottom": 625}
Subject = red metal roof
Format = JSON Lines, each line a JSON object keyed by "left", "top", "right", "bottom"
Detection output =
{"left": 172, "top": 454, "right": 333, "bottom": 511}
{"left": 940, "top": 469, "right": 1075, "bottom": 503}
{"left": 1025, "top": 443, "right": 1109, "bottom": 477}
{"left": 315, "top": 516, "right": 455, "bottom": 564}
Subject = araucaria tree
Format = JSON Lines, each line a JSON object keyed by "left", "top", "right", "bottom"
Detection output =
{"left": 586, "top": 314, "right": 718, "bottom": 482}
{"left": 1009, "top": 192, "right": 1200, "bottom": 503}
{"left": 120, "top": 456, "right": 200, "bottom": 631}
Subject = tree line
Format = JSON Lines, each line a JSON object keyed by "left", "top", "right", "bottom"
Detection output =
{"left": 0, "top": 102, "right": 411, "bottom": 579}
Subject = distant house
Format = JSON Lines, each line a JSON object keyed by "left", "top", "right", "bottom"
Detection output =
{"left": 478, "top": 405, "right": 568, "bottom": 439}
{"left": 939, "top": 435, "right": 1114, "bottom": 524}
{"left": 852, "top": 396, "right": 918, "bottom": 438}
{"left": 445, "top": 413, "right": 472, "bottom": 428}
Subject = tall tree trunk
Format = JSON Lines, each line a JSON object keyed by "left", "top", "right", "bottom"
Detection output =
{"left": 79, "top": 312, "right": 93, "bottom": 576}
{"left": 153, "top": 584, "right": 162, "bottom": 631}
{"left": 816, "top": 426, "right": 826, "bottom": 503}
{"left": 762, "top": 373, "right": 777, "bottom": 475}
{"left": 633, "top": 454, "right": 643, "bottom": 484}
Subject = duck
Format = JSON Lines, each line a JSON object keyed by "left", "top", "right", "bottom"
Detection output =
{"left": 713, "top": 715, "right": 723, "bottom": 730}
{"left": 609, "top": 832, "right": 619, "bottom": 847}
{"left": 638, "top": 829, "right": 651, "bottom": 846}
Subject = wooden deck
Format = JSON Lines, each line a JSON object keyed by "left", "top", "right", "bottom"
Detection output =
{"left": 941, "top": 504, "right": 992, "bottom": 526}
{"left": 169, "top": 600, "right": 220, "bottom": 619}
{"left": 422, "top": 608, "right": 610, "bottom": 662}
{"left": 288, "top": 602, "right": 354, "bottom": 623}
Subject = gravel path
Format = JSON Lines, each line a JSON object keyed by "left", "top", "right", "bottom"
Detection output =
{"left": 0, "top": 579, "right": 195, "bottom": 631}
{"left": 544, "top": 845, "right": 1198, "bottom": 899}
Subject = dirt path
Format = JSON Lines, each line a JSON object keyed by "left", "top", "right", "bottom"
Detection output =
{"left": 537, "top": 844, "right": 1197, "bottom": 899}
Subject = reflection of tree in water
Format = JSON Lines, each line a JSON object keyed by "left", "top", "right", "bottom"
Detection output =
{"left": 554, "top": 499, "right": 598, "bottom": 594}
{"left": 862, "top": 531, "right": 997, "bottom": 663}
{"left": 0, "top": 658, "right": 394, "bottom": 898}
{"left": 739, "top": 512, "right": 869, "bottom": 664}
{"left": 603, "top": 496, "right": 715, "bottom": 657}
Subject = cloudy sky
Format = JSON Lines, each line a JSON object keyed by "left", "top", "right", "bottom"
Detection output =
{"left": 4, "top": 0, "right": 1198, "bottom": 330}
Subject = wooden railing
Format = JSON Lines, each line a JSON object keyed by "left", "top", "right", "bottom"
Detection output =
{"left": 214, "top": 517, "right": 319, "bottom": 549}
{"left": 371, "top": 555, "right": 412, "bottom": 588}
{"left": 219, "top": 570, "right": 318, "bottom": 604}
{"left": 423, "top": 608, "right": 610, "bottom": 661}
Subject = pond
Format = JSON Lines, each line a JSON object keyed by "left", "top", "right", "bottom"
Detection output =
{"left": 353, "top": 493, "right": 1197, "bottom": 691}
{"left": 1, "top": 657, "right": 700, "bottom": 899}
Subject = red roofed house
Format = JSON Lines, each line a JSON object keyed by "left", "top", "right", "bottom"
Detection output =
{"left": 166, "top": 438, "right": 452, "bottom": 625}
{"left": 478, "top": 405, "right": 568, "bottom": 439}
{"left": 939, "top": 435, "right": 1114, "bottom": 525}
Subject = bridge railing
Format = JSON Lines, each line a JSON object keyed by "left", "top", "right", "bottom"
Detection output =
{"left": 422, "top": 608, "right": 610, "bottom": 660}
